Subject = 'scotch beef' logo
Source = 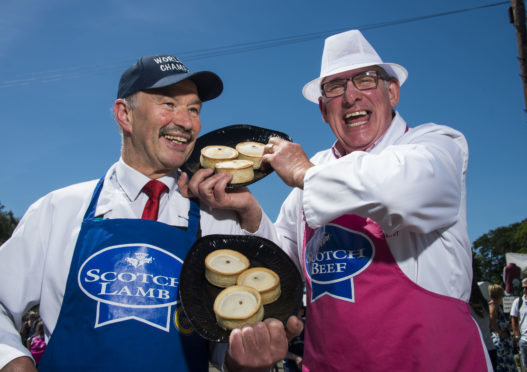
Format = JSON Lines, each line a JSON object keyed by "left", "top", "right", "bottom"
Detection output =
{"left": 305, "top": 224, "right": 374, "bottom": 303}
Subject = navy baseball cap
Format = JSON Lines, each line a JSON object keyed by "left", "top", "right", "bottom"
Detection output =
{"left": 117, "top": 55, "right": 223, "bottom": 101}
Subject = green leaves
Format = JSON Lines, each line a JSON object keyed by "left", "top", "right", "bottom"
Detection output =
{"left": 0, "top": 203, "right": 18, "bottom": 245}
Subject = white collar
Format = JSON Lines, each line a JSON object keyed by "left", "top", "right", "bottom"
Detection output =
{"left": 115, "top": 158, "right": 178, "bottom": 202}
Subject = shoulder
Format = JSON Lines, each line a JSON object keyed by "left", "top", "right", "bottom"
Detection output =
{"left": 404, "top": 123, "right": 468, "bottom": 151}
{"left": 512, "top": 297, "right": 521, "bottom": 311}
{"left": 22, "top": 180, "right": 99, "bottom": 221}
{"left": 401, "top": 123, "right": 468, "bottom": 171}
{"left": 310, "top": 148, "right": 335, "bottom": 165}
{"left": 511, "top": 297, "right": 523, "bottom": 317}
{"left": 43, "top": 180, "right": 99, "bottom": 209}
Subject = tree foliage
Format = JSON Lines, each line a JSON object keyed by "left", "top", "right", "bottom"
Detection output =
{"left": 0, "top": 202, "right": 19, "bottom": 245}
{"left": 472, "top": 218, "right": 527, "bottom": 284}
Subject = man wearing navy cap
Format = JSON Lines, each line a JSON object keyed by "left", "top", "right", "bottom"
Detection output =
{"left": 0, "top": 55, "right": 302, "bottom": 371}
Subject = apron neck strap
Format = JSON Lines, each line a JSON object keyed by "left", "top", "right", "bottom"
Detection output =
{"left": 187, "top": 198, "right": 201, "bottom": 239}
{"left": 83, "top": 177, "right": 202, "bottom": 239}
{"left": 84, "top": 177, "right": 105, "bottom": 220}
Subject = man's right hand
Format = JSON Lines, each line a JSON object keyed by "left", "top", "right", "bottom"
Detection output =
{"left": 0, "top": 356, "right": 37, "bottom": 372}
{"left": 262, "top": 137, "right": 314, "bottom": 189}
{"left": 225, "top": 316, "right": 304, "bottom": 371}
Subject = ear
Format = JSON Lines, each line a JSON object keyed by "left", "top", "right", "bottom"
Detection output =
{"left": 318, "top": 96, "right": 329, "bottom": 124}
{"left": 387, "top": 79, "right": 400, "bottom": 108}
{"left": 114, "top": 99, "right": 133, "bottom": 134}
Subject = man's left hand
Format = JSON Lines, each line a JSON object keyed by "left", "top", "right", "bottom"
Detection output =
{"left": 178, "top": 169, "right": 262, "bottom": 233}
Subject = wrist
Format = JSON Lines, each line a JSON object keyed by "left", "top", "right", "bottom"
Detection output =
{"left": 236, "top": 199, "right": 262, "bottom": 233}
{"left": 225, "top": 353, "right": 269, "bottom": 372}
{"left": 294, "top": 163, "right": 314, "bottom": 190}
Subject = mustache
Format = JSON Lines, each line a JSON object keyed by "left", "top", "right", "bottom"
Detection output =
{"left": 159, "top": 125, "right": 195, "bottom": 141}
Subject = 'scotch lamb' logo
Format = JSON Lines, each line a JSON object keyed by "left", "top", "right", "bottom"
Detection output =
{"left": 125, "top": 252, "right": 153, "bottom": 268}
{"left": 78, "top": 244, "right": 183, "bottom": 332}
{"left": 305, "top": 224, "right": 374, "bottom": 303}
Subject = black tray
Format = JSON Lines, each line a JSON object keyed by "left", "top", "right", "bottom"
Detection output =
{"left": 179, "top": 235, "right": 303, "bottom": 342}
{"left": 181, "top": 124, "right": 291, "bottom": 188}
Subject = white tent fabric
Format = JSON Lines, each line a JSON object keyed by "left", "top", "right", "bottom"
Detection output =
{"left": 505, "top": 252, "right": 527, "bottom": 270}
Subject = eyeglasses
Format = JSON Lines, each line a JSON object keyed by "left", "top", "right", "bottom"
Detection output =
{"left": 321, "top": 70, "right": 388, "bottom": 98}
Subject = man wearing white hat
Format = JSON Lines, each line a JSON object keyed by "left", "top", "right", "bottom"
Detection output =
{"left": 261, "top": 30, "right": 492, "bottom": 370}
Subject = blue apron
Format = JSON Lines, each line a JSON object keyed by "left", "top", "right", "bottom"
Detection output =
{"left": 38, "top": 177, "right": 208, "bottom": 371}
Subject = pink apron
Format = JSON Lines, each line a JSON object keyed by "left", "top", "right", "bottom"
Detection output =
{"left": 302, "top": 214, "right": 488, "bottom": 371}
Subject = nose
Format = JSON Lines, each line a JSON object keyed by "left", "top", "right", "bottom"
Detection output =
{"left": 342, "top": 80, "right": 361, "bottom": 105}
{"left": 172, "top": 107, "right": 195, "bottom": 131}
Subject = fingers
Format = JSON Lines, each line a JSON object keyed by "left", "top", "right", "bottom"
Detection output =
{"left": 186, "top": 168, "right": 214, "bottom": 195}
{"left": 265, "top": 137, "right": 289, "bottom": 154}
{"left": 262, "top": 138, "right": 313, "bottom": 189}
{"left": 228, "top": 328, "right": 245, "bottom": 355}
{"left": 199, "top": 173, "right": 232, "bottom": 204}
{"left": 265, "top": 318, "right": 288, "bottom": 354}
{"left": 227, "top": 319, "right": 289, "bottom": 368}
{"left": 180, "top": 168, "right": 230, "bottom": 205}
{"left": 210, "top": 172, "right": 232, "bottom": 200}
{"left": 285, "top": 315, "right": 304, "bottom": 341}
{"left": 262, "top": 137, "right": 282, "bottom": 168}
{"left": 241, "top": 322, "right": 272, "bottom": 354}
{"left": 186, "top": 169, "right": 238, "bottom": 210}
{"left": 177, "top": 171, "right": 191, "bottom": 197}
{"left": 268, "top": 136, "right": 287, "bottom": 146}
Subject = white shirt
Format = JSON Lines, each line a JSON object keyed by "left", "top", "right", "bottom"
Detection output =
{"left": 511, "top": 295, "right": 527, "bottom": 341}
{"left": 0, "top": 159, "right": 276, "bottom": 368}
{"left": 273, "top": 112, "right": 472, "bottom": 301}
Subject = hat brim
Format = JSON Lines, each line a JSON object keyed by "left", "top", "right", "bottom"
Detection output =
{"left": 302, "top": 62, "right": 408, "bottom": 103}
{"left": 148, "top": 70, "right": 223, "bottom": 102}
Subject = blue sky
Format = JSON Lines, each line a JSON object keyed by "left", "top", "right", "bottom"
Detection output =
{"left": 0, "top": 0, "right": 525, "bottom": 244}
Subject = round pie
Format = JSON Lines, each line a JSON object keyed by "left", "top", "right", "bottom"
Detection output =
{"left": 214, "top": 285, "right": 264, "bottom": 330}
{"left": 236, "top": 141, "right": 265, "bottom": 169}
{"left": 236, "top": 267, "right": 281, "bottom": 305}
{"left": 200, "top": 145, "right": 239, "bottom": 169}
{"left": 205, "top": 249, "right": 250, "bottom": 288}
{"left": 214, "top": 159, "right": 254, "bottom": 184}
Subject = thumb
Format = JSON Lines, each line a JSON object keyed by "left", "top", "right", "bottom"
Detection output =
{"left": 177, "top": 172, "right": 192, "bottom": 197}
{"left": 285, "top": 315, "right": 304, "bottom": 342}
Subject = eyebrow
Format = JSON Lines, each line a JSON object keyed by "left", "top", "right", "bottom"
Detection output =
{"left": 149, "top": 90, "right": 202, "bottom": 106}
{"left": 189, "top": 98, "right": 202, "bottom": 106}
{"left": 322, "top": 68, "right": 386, "bottom": 83}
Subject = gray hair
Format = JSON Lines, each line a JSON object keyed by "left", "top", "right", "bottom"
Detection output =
{"left": 123, "top": 94, "right": 138, "bottom": 110}
{"left": 112, "top": 93, "right": 139, "bottom": 137}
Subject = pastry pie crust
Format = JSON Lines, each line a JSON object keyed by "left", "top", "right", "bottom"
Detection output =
{"left": 205, "top": 249, "right": 250, "bottom": 288}
{"left": 214, "top": 159, "right": 254, "bottom": 184}
{"left": 236, "top": 267, "right": 281, "bottom": 305}
{"left": 236, "top": 141, "right": 265, "bottom": 169}
{"left": 200, "top": 145, "right": 239, "bottom": 169}
{"left": 214, "top": 285, "right": 264, "bottom": 330}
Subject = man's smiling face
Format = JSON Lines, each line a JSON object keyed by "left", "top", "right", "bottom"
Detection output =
{"left": 318, "top": 66, "right": 400, "bottom": 154}
{"left": 120, "top": 79, "right": 202, "bottom": 178}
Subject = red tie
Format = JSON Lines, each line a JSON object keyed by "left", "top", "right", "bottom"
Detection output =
{"left": 141, "top": 180, "right": 168, "bottom": 220}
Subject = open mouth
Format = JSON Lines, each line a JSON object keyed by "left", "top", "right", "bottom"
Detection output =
{"left": 344, "top": 110, "right": 370, "bottom": 127}
{"left": 163, "top": 134, "right": 189, "bottom": 144}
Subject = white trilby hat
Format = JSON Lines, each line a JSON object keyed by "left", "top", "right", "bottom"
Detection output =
{"left": 302, "top": 30, "right": 408, "bottom": 103}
